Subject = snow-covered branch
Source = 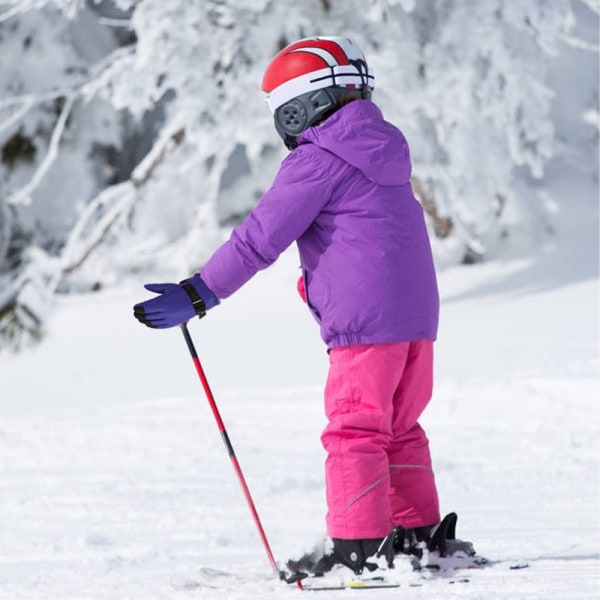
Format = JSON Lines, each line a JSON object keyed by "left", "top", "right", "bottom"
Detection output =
{"left": 0, "top": 0, "right": 31, "bottom": 23}
{"left": 575, "top": 0, "right": 600, "bottom": 15}
{"left": 0, "top": 97, "right": 35, "bottom": 135}
{"left": 0, "top": 181, "right": 136, "bottom": 352}
{"left": 0, "top": 87, "right": 76, "bottom": 111}
{"left": 51, "top": 181, "right": 136, "bottom": 287}
{"left": 0, "top": 200, "right": 11, "bottom": 266}
{"left": 97, "top": 16, "right": 131, "bottom": 28}
{"left": 6, "top": 93, "right": 75, "bottom": 206}
{"left": 0, "top": 45, "right": 135, "bottom": 116}
{"left": 559, "top": 32, "right": 600, "bottom": 51}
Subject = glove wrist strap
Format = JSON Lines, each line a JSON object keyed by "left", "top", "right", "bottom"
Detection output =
{"left": 181, "top": 283, "right": 207, "bottom": 318}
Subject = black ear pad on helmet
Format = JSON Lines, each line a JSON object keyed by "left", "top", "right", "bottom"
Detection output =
{"left": 275, "top": 98, "right": 309, "bottom": 137}
{"left": 274, "top": 88, "right": 337, "bottom": 143}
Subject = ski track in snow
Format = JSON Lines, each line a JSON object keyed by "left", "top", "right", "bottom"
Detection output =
{"left": 1, "top": 249, "right": 598, "bottom": 599}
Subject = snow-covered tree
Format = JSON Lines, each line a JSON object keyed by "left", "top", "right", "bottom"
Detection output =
{"left": 0, "top": 3, "right": 131, "bottom": 349}
{"left": 86, "top": 0, "right": 599, "bottom": 265}
{"left": 0, "top": 0, "right": 597, "bottom": 351}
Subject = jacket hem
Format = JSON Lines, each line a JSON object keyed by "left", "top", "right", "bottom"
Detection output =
{"left": 325, "top": 330, "right": 438, "bottom": 349}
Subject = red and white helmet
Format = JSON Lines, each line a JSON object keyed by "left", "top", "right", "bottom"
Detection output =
{"left": 262, "top": 36, "right": 374, "bottom": 147}
{"left": 262, "top": 36, "right": 374, "bottom": 113}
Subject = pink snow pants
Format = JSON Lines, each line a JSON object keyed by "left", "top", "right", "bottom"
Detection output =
{"left": 321, "top": 340, "right": 440, "bottom": 539}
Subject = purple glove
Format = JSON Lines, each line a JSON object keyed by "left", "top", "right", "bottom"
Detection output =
{"left": 133, "top": 274, "right": 219, "bottom": 329}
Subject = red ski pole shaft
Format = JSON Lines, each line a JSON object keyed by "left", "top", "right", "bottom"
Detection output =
{"left": 180, "top": 323, "right": 284, "bottom": 579}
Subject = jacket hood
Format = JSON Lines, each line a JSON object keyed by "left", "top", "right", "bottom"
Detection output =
{"left": 298, "top": 100, "right": 411, "bottom": 186}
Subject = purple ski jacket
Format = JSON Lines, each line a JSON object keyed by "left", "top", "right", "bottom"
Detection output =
{"left": 200, "top": 100, "right": 439, "bottom": 349}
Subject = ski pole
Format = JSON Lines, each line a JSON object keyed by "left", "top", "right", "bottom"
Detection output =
{"left": 180, "top": 323, "right": 288, "bottom": 582}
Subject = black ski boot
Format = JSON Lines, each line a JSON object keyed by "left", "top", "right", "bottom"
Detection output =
{"left": 390, "top": 523, "right": 433, "bottom": 559}
{"left": 327, "top": 537, "right": 388, "bottom": 574}
{"left": 285, "top": 540, "right": 340, "bottom": 582}
{"left": 285, "top": 535, "right": 394, "bottom": 582}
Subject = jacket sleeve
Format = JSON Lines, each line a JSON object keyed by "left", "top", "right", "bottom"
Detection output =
{"left": 200, "top": 145, "right": 334, "bottom": 299}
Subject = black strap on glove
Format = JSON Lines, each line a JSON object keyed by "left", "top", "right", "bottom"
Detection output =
{"left": 181, "top": 283, "right": 207, "bottom": 318}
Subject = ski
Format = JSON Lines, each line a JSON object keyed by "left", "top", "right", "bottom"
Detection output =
{"left": 300, "top": 578, "right": 403, "bottom": 591}
{"left": 296, "top": 571, "right": 476, "bottom": 591}
{"left": 172, "top": 557, "right": 530, "bottom": 593}
{"left": 290, "top": 556, "right": 530, "bottom": 591}
{"left": 296, "top": 561, "right": 529, "bottom": 591}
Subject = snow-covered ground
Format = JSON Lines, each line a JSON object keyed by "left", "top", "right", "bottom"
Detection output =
{"left": 1, "top": 179, "right": 598, "bottom": 598}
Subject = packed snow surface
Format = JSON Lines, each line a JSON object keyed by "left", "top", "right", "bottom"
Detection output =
{"left": 1, "top": 206, "right": 598, "bottom": 598}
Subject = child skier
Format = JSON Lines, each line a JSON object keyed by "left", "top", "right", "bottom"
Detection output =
{"left": 134, "top": 36, "right": 473, "bottom": 578}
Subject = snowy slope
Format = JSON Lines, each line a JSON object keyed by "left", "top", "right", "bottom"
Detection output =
{"left": 0, "top": 179, "right": 598, "bottom": 598}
